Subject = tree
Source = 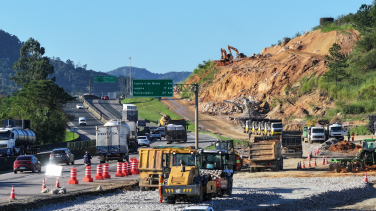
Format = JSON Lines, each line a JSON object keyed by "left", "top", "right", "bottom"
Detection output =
{"left": 354, "top": 4, "right": 373, "bottom": 34}
{"left": 10, "top": 38, "right": 54, "bottom": 85}
{"left": 324, "top": 43, "right": 349, "bottom": 85}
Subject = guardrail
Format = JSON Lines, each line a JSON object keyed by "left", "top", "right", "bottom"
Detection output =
{"left": 82, "top": 98, "right": 110, "bottom": 124}
{"left": 67, "top": 139, "right": 96, "bottom": 150}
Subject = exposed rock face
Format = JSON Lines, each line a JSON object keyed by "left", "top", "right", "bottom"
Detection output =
{"left": 186, "top": 29, "right": 359, "bottom": 121}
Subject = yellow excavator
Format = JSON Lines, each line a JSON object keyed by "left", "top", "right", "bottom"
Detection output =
{"left": 228, "top": 45, "right": 247, "bottom": 60}
{"left": 220, "top": 48, "right": 229, "bottom": 62}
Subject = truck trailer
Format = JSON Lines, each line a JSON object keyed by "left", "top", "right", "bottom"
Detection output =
{"left": 248, "top": 136, "right": 283, "bottom": 172}
{"left": 0, "top": 120, "right": 39, "bottom": 156}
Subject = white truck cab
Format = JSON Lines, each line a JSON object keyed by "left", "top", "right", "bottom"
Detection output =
{"left": 308, "top": 126, "right": 326, "bottom": 143}
{"left": 79, "top": 117, "right": 87, "bottom": 126}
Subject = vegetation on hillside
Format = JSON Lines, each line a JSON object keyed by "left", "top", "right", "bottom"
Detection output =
{"left": 291, "top": 3, "right": 376, "bottom": 119}
{"left": 0, "top": 38, "right": 74, "bottom": 145}
{"left": 180, "top": 60, "right": 219, "bottom": 99}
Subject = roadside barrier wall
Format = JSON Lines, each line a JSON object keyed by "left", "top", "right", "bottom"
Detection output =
{"left": 82, "top": 98, "right": 109, "bottom": 124}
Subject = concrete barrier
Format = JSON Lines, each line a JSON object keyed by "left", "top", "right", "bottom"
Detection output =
{"left": 82, "top": 99, "right": 109, "bottom": 124}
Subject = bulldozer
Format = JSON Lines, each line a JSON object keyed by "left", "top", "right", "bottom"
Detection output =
{"left": 228, "top": 45, "right": 247, "bottom": 60}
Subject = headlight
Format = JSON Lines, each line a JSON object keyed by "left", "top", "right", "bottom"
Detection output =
{"left": 175, "top": 189, "right": 181, "bottom": 193}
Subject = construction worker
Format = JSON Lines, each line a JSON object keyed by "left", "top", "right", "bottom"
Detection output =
{"left": 248, "top": 132, "right": 251, "bottom": 140}
{"left": 347, "top": 131, "right": 350, "bottom": 142}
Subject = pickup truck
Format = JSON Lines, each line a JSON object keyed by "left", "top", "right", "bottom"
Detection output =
{"left": 150, "top": 130, "right": 161, "bottom": 140}
{"left": 157, "top": 127, "right": 165, "bottom": 138}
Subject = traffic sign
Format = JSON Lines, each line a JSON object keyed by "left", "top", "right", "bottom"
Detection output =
{"left": 133, "top": 79, "right": 173, "bottom": 97}
{"left": 94, "top": 76, "right": 105, "bottom": 83}
{"left": 94, "top": 76, "right": 117, "bottom": 83}
{"left": 105, "top": 76, "right": 117, "bottom": 83}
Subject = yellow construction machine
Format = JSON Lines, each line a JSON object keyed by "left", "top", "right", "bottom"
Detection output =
{"left": 228, "top": 45, "right": 247, "bottom": 60}
{"left": 161, "top": 149, "right": 217, "bottom": 204}
{"left": 138, "top": 146, "right": 193, "bottom": 191}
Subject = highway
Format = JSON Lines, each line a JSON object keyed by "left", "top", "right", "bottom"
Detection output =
{"left": 0, "top": 99, "right": 217, "bottom": 204}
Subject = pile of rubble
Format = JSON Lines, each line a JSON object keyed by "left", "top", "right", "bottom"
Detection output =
{"left": 329, "top": 140, "right": 361, "bottom": 152}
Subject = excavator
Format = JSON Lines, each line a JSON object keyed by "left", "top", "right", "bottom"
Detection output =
{"left": 228, "top": 45, "right": 247, "bottom": 60}
{"left": 220, "top": 48, "right": 229, "bottom": 62}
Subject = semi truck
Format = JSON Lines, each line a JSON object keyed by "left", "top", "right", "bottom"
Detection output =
{"left": 281, "top": 131, "right": 303, "bottom": 158}
{"left": 122, "top": 104, "right": 138, "bottom": 122}
{"left": 96, "top": 120, "right": 138, "bottom": 163}
{"left": 107, "top": 92, "right": 117, "bottom": 100}
{"left": 0, "top": 120, "right": 39, "bottom": 156}
{"left": 138, "top": 146, "right": 193, "bottom": 191}
{"left": 248, "top": 136, "right": 283, "bottom": 172}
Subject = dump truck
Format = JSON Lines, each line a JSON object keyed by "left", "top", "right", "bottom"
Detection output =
{"left": 138, "top": 146, "right": 193, "bottom": 191}
{"left": 161, "top": 150, "right": 217, "bottom": 204}
{"left": 248, "top": 136, "right": 283, "bottom": 172}
{"left": 264, "top": 119, "right": 283, "bottom": 136}
{"left": 198, "top": 149, "right": 234, "bottom": 198}
{"left": 281, "top": 131, "right": 303, "bottom": 158}
{"left": 158, "top": 116, "right": 188, "bottom": 144}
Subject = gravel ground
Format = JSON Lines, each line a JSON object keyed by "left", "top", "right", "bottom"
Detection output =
{"left": 30, "top": 176, "right": 374, "bottom": 211}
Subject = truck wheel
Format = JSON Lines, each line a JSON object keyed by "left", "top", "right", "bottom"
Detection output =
{"left": 250, "top": 167, "right": 255, "bottom": 172}
{"left": 167, "top": 141, "right": 172, "bottom": 144}
{"left": 166, "top": 196, "right": 176, "bottom": 204}
{"left": 140, "top": 187, "right": 146, "bottom": 191}
{"left": 280, "top": 158, "right": 284, "bottom": 170}
{"left": 346, "top": 164, "right": 353, "bottom": 173}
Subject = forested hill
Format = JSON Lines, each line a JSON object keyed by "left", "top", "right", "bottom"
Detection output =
{"left": 0, "top": 29, "right": 191, "bottom": 96}
{"left": 107, "top": 66, "right": 192, "bottom": 83}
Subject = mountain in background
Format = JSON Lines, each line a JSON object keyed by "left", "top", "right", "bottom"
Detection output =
{"left": 107, "top": 66, "right": 192, "bottom": 83}
{"left": 0, "top": 29, "right": 192, "bottom": 96}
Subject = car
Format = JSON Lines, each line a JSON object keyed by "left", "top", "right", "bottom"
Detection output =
{"left": 157, "top": 127, "right": 165, "bottom": 138}
{"left": 76, "top": 104, "right": 84, "bottom": 109}
{"left": 149, "top": 127, "right": 158, "bottom": 132}
{"left": 137, "top": 136, "right": 150, "bottom": 147}
{"left": 103, "top": 96, "right": 109, "bottom": 100}
{"left": 79, "top": 117, "right": 86, "bottom": 126}
{"left": 137, "top": 120, "right": 146, "bottom": 127}
{"left": 144, "top": 126, "right": 150, "bottom": 134}
{"left": 14, "top": 155, "right": 41, "bottom": 174}
{"left": 182, "top": 206, "right": 214, "bottom": 211}
{"left": 150, "top": 130, "right": 161, "bottom": 140}
{"left": 49, "top": 148, "right": 75, "bottom": 165}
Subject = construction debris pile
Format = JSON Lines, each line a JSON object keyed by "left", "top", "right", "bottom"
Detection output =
{"left": 329, "top": 140, "right": 361, "bottom": 152}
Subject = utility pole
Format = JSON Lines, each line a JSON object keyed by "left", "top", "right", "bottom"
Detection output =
{"left": 89, "top": 79, "right": 91, "bottom": 95}
{"left": 125, "top": 79, "right": 127, "bottom": 97}
{"left": 129, "top": 57, "right": 132, "bottom": 96}
{"left": 194, "top": 83, "right": 199, "bottom": 149}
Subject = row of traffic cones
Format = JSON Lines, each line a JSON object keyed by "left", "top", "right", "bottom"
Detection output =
{"left": 297, "top": 156, "right": 329, "bottom": 170}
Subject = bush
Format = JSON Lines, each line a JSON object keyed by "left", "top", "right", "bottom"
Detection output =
{"left": 342, "top": 103, "right": 365, "bottom": 114}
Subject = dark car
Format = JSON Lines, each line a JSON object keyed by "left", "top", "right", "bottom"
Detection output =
{"left": 14, "top": 155, "right": 41, "bottom": 174}
{"left": 50, "top": 148, "right": 75, "bottom": 165}
{"left": 144, "top": 126, "right": 150, "bottom": 134}
{"left": 103, "top": 96, "right": 109, "bottom": 100}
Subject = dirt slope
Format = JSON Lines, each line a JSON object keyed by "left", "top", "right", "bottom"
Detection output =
{"left": 186, "top": 29, "right": 359, "bottom": 122}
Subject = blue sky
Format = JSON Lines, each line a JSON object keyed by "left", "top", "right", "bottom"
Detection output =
{"left": 0, "top": 0, "right": 372, "bottom": 74}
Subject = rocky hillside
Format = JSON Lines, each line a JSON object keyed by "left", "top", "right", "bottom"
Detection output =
{"left": 184, "top": 29, "right": 359, "bottom": 123}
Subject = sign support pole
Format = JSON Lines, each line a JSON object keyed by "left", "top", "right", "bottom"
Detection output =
{"left": 194, "top": 83, "right": 199, "bottom": 149}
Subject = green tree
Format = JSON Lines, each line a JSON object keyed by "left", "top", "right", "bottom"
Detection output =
{"left": 354, "top": 4, "right": 373, "bottom": 34}
{"left": 323, "top": 43, "right": 349, "bottom": 85}
{"left": 10, "top": 38, "right": 54, "bottom": 85}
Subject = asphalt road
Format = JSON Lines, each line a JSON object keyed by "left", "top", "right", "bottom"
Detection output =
{"left": 0, "top": 99, "right": 217, "bottom": 204}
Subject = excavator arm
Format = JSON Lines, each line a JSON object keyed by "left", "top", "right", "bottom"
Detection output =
{"left": 228, "top": 45, "right": 239, "bottom": 55}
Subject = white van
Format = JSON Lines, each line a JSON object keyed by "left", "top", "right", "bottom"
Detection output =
{"left": 79, "top": 117, "right": 87, "bottom": 126}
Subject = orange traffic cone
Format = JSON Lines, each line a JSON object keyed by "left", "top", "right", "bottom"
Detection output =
{"left": 55, "top": 177, "right": 60, "bottom": 188}
{"left": 365, "top": 172, "right": 369, "bottom": 183}
{"left": 10, "top": 185, "right": 15, "bottom": 199}
{"left": 302, "top": 161, "right": 305, "bottom": 169}
{"left": 42, "top": 178, "right": 46, "bottom": 190}
{"left": 308, "top": 160, "right": 311, "bottom": 168}
{"left": 314, "top": 158, "right": 317, "bottom": 167}
{"left": 325, "top": 156, "right": 328, "bottom": 164}
{"left": 322, "top": 156, "right": 325, "bottom": 165}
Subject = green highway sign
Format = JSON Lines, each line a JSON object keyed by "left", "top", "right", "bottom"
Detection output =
{"left": 133, "top": 79, "right": 173, "bottom": 97}
{"left": 94, "top": 76, "right": 105, "bottom": 83}
{"left": 105, "top": 76, "right": 117, "bottom": 83}
{"left": 94, "top": 76, "right": 117, "bottom": 83}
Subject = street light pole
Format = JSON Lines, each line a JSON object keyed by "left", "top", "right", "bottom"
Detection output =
{"left": 129, "top": 57, "right": 132, "bottom": 96}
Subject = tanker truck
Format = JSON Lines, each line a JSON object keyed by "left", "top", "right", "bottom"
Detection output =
{"left": 96, "top": 120, "right": 138, "bottom": 163}
{"left": 0, "top": 120, "right": 39, "bottom": 156}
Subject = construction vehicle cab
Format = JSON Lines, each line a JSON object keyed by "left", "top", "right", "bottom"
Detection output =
{"left": 161, "top": 149, "right": 217, "bottom": 204}
{"left": 214, "top": 140, "right": 242, "bottom": 171}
